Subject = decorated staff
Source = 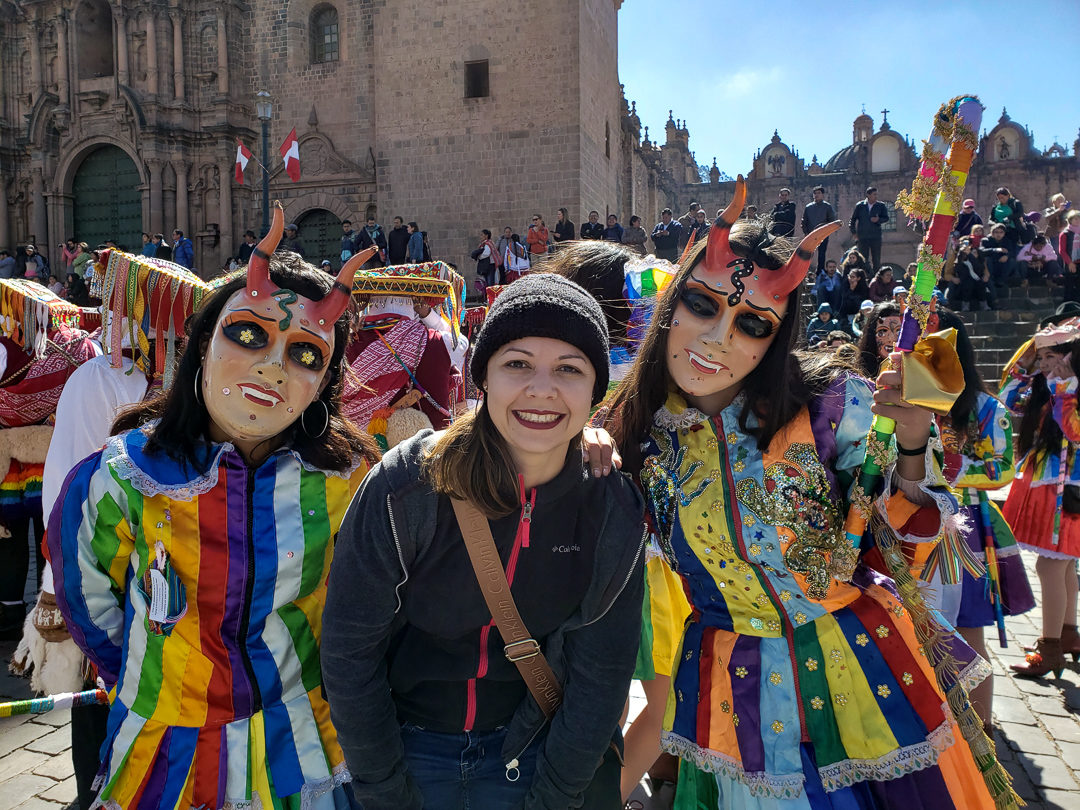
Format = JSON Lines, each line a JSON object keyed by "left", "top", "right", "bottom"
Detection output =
{"left": 0, "top": 688, "right": 107, "bottom": 718}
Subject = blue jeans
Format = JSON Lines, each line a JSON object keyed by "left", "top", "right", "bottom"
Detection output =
{"left": 400, "top": 724, "right": 540, "bottom": 810}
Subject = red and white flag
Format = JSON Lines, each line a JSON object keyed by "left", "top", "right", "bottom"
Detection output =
{"left": 234, "top": 138, "right": 252, "bottom": 184}
{"left": 279, "top": 128, "right": 300, "bottom": 182}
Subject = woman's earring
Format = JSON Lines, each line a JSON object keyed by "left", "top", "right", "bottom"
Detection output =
{"left": 300, "top": 400, "right": 330, "bottom": 438}
{"left": 193, "top": 367, "right": 203, "bottom": 403}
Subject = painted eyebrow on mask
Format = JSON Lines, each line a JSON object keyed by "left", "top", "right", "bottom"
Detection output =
{"left": 229, "top": 308, "right": 276, "bottom": 323}
{"left": 298, "top": 326, "right": 331, "bottom": 350}
{"left": 687, "top": 274, "right": 779, "bottom": 317}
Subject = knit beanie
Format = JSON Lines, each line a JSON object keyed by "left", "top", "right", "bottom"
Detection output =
{"left": 470, "top": 273, "right": 610, "bottom": 404}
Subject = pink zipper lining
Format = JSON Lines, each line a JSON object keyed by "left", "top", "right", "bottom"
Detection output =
{"left": 463, "top": 476, "right": 536, "bottom": 730}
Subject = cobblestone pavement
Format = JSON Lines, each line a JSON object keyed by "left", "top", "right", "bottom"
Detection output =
{"left": 2, "top": 553, "right": 1077, "bottom": 810}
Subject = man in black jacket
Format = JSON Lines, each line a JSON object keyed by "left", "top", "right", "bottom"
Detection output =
{"left": 356, "top": 215, "right": 388, "bottom": 268}
{"left": 580, "top": 210, "right": 604, "bottom": 240}
{"left": 849, "top": 186, "right": 889, "bottom": 271}
{"left": 801, "top": 186, "right": 837, "bottom": 272}
{"left": 769, "top": 188, "right": 796, "bottom": 237}
{"left": 387, "top": 216, "right": 410, "bottom": 264}
{"left": 650, "top": 208, "right": 682, "bottom": 261}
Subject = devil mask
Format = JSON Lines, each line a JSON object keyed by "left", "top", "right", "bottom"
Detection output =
{"left": 666, "top": 176, "right": 841, "bottom": 405}
{"left": 201, "top": 203, "right": 375, "bottom": 445}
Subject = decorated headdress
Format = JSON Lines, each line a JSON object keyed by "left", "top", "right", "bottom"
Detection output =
{"left": 700, "top": 175, "right": 841, "bottom": 309}
{"left": 352, "top": 260, "right": 464, "bottom": 347}
{"left": 0, "top": 279, "right": 82, "bottom": 357}
{"left": 97, "top": 248, "right": 212, "bottom": 386}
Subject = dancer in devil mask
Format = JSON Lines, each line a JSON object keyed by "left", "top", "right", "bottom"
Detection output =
{"left": 47, "top": 204, "right": 380, "bottom": 810}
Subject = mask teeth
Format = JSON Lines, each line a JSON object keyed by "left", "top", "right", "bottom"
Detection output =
{"left": 311, "top": 246, "right": 377, "bottom": 326}
{"left": 247, "top": 202, "right": 284, "bottom": 297}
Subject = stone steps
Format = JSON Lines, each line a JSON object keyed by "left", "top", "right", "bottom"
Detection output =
{"left": 957, "top": 282, "right": 1061, "bottom": 385}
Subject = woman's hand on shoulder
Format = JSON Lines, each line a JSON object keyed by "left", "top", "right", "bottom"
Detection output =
{"left": 581, "top": 427, "right": 622, "bottom": 478}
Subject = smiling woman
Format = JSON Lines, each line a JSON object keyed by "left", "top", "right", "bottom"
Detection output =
{"left": 322, "top": 272, "right": 647, "bottom": 810}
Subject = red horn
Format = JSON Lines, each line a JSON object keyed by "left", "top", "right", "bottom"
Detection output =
{"left": 311, "top": 246, "right": 378, "bottom": 325}
{"left": 247, "top": 202, "right": 284, "bottom": 299}
{"left": 703, "top": 175, "right": 746, "bottom": 276}
{"left": 779, "top": 221, "right": 844, "bottom": 292}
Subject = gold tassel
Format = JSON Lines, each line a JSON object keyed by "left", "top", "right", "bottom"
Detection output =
{"left": 869, "top": 511, "right": 1023, "bottom": 809}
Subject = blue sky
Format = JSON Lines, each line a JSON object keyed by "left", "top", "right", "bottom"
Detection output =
{"left": 618, "top": 0, "right": 1079, "bottom": 177}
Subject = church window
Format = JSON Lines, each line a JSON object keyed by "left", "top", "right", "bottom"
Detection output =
{"left": 311, "top": 5, "right": 339, "bottom": 64}
{"left": 880, "top": 201, "right": 897, "bottom": 232}
{"left": 465, "top": 60, "right": 489, "bottom": 99}
{"left": 605, "top": 121, "right": 611, "bottom": 158}
{"left": 76, "top": 0, "right": 114, "bottom": 79}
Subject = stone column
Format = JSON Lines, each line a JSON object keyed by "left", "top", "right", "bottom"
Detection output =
{"left": 145, "top": 12, "right": 158, "bottom": 95}
{"left": 216, "top": 10, "right": 229, "bottom": 96}
{"left": 28, "top": 21, "right": 43, "bottom": 101}
{"left": 56, "top": 14, "right": 69, "bottom": 107}
{"left": 146, "top": 159, "right": 163, "bottom": 233}
{"left": 219, "top": 151, "right": 233, "bottom": 266}
{"left": 31, "top": 167, "right": 47, "bottom": 250}
{"left": 0, "top": 180, "right": 10, "bottom": 252}
{"left": 174, "top": 160, "right": 189, "bottom": 232}
{"left": 114, "top": 7, "right": 129, "bottom": 86}
{"left": 169, "top": 11, "right": 184, "bottom": 101}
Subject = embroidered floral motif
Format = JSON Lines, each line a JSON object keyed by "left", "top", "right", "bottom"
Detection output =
{"left": 769, "top": 672, "right": 783, "bottom": 686}
{"left": 707, "top": 437, "right": 719, "bottom": 449}
{"left": 734, "top": 443, "right": 854, "bottom": 600}
{"left": 811, "top": 696, "right": 824, "bottom": 710}
{"left": 749, "top": 617, "right": 763, "bottom": 631}
{"left": 732, "top": 713, "right": 740, "bottom": 727}
{"left": 877, "top": 684, "right": 891, "bottom": 698}
{"left": 767, "top": 620, "right": 781, "bottom": 632}
{"left": 733, "top": 461, "right": 745, "bottom": 473}
{"left": 239, "top": 328, "right": 255, "bottom": 344}
{"left": 876, "top": 625, "right": 890, "bottom": 638}
{"left": 892, "top": 604, "right": 905, "bottom": 617}
{"left": 641, "top": 428, "right": 717, "bottom": 560}
{"left": 902, "top": 672, "right": 914, "bottom": 686}
{"left": 735, "top": 666, "right": 748, "bottom": 679}
{"left": 855, "top": 633, "right": 869, "bottom": 647}
{"left": 805, "top": 657, "right": 819, "bottom": 672}
{"left": 720, "top": 700, "right": 730, "bottom": 713}
{"left": 830, "top": 648, "right": 843, "bottom": 663}
{"left": 780, "top": 589, "right": 792, "bottom": 601}
{"left": 755, "top": 593, "right": 769, "bottom": 607}
{"left": 749, "top": 543, "right": 762, "bottom": 556}
{"left": 794, "top": 611, "right": 807, "bottom": 625}
{"left": 727, "top": 432, "right": 738, "bottom": 445}
{"left": 771, "top": 720, "right": 784, "bottom": 734}
{"left": 743, "top": 514, "right": 755, "bottom": 527}
{"left": 834, "top": 693, "right": 848, "bottom": 706}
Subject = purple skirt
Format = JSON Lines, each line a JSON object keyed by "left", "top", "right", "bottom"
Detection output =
{"left": 955, "top": 502, "right": 1035, "bottom": 628}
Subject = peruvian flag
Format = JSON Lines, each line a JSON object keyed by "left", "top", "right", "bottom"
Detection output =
{"left": 279, "top": 128, "right": 300, "bottom": 182}
{"left": 234, "top": 138, "right": 252, "bottom": 184}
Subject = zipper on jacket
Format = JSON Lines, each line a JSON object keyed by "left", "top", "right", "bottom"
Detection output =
{"left": 239, "top": 467, "right": 263, "bottom": 715}
{"left": 505, "top": 521, "right": 647, "bottom": 774}
{"left": 386, "top": 495, "right": 410, "bottom": 613}
{"left": 465, "top": 480, "right": 535, "bottom": 730}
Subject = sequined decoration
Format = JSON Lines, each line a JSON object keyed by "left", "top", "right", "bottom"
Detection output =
{"left": 735, "top": 442, "right": 854, "bottom": 600}
{"left": 641, "top": 427, "right": 716, "bottom": 565}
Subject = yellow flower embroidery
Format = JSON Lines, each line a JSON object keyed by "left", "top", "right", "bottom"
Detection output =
{"left": 892, "top": 604, "right": 905, "bottom": 617}
{"left": 769, "top": 672, "right": 782, "bottom": 686}
{"left": 877, "top": 684, "right": 891, "bottom": 698}
{"left": 830, "top": 648, "right": 843, "bottom": 663}
{"left": 743, "top": 514, "right": 755, "bottom": 527}
{"left": 767, "top": 620, "right": 781, "bottom": 632}
{"left": 239, "top": 328, "right": 255, "bottom": 344}
{"left": 876, "top": 625, "right": 890, "bottom": 639}
{"left": 834, "top": 693, "right": 848, "bottom": 706}
{"left": 755, "top": 593, "right": 769, "bottom": 607}
{"left": 706, "top": 438, "right": 719, "bottom": 450}
{"left": 779, "top": 590, "right": 792, "bottom": 601}
{"left": 749, "top": 543, "right": 762, "bottom": 556}
{"left": 810, "top": 696, "right": 824, "bottom": 710}
{"left": 727, "top": 432, "right": 738, "bottom": 445}
{"left": 300, "top": 349, "right": 316, "bottom": 365}
{"left": 732, "top": 712, "right": 740, "bottom": 727}
{"left": 720, "top": 700, "right": 731, "bottom": 713}
{"left": 855, "top": 633, "right": 869, "bottom": 647}
{"left": 805, "top": 657, "right": 819, "bottom": 672}
{"left": 711, "top": 500, "right": 724, "bottom": 512}
{"left": 794, "top": 611, "right": 807, "bottom": 625}
{"left": 771, "top": 720, "right": 784, "bottom": 734}
{"left": 733, "top": 461, "right": 745, "bottom": 473}
{"left": 902, "top": 672, "right": 914, "bottom": 686}
{"left": 735, "top": 666, "right": 748, "bottom": 679}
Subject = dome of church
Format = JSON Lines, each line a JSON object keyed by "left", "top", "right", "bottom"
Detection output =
{"left": 823, "top": 144, "right": 857, "bottom": 173}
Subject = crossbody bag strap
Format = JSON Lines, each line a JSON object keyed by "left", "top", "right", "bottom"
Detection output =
{"left": 450, "top": 497, "right": 563, "bottom": 719}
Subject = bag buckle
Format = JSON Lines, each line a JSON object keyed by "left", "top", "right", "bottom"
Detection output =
{"left": 504, "top": 639, "right": 541, "bottom": 662}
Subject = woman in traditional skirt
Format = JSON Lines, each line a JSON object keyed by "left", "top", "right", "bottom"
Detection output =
{"left": 48, "top": 209, "right": 381, "bottom": 809}
{"left": 1001, "top": 305, "right": 1080, "bottom": 678}
{"left": 601, "top": 177, "right": 1011, "bottom": 809}
{"left": 926, "top": 310, "right": 1034, "bottom": 723}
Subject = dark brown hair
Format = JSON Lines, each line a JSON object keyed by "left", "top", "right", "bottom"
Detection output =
{"left": 1016, "top": 341, "right": 1080, "bottom": 460}
{"left": 545, "top": 240, "right": 635, "bottom": 347}
{"left": 113, "top": 253, "right": 380, "bottom": 473}
{"left": 856, "top": 301, "right": 901, "bottom": 378}
{"left": 602, "top": 218, "right": 851, "bottom": 473}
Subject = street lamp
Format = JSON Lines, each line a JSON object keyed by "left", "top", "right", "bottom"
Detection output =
{"left": 255, "top": 90, "right": 272, "bottom": 236}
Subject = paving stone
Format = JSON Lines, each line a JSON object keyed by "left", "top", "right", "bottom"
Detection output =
{"left": 0, "top": 773, "right": 56, "bottom": 807}
{"left": 998, "top": 722, "right": 1059, "bottom": 756}
{"left": 1040, "top": 714, "right": 1080, "bottom": 742}
{"left": 0, "top": 722, "right": 50, "bottom": 759}
{"left": 28, "top": 710, "right": 70, "bottom": 729}
{"left": 24, "top": 727, "right": 72, "bottom": 756}
{"left": 1042, "top": 788, "right": 1080, "bottom": 810}
{"left": 11, "top": 798, "right": 65, "bottom": 810}
{"left": 38, "top": 776, "right": 77, "bottom": 804}
{"left": 1020, "top": 753, "right": 1079, "bottom": 790}
{"left": 1028, "top": 696, "right": 1073, "bottom": 717}
{"left": 31, "top": 755, "right": 73, "bottom": 781}
{"left": 1002, "top": 760, "right": 1041, "bottom": 801}
{"left": 0, "top": 748, "right": 51, "bottom": 784}
{"left": 995, "top": 695, "right": 1038, "bottom": 726}
{"left": 1056, "top": 741, "right": 1080, "bottom": 771}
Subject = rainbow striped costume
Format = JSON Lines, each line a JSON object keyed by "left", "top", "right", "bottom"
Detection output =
{"left": 642, "top": 376, "right": 997, "bottom": 809}
{"left": 48, "top": 423, "right": 368, "bottom": 810}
